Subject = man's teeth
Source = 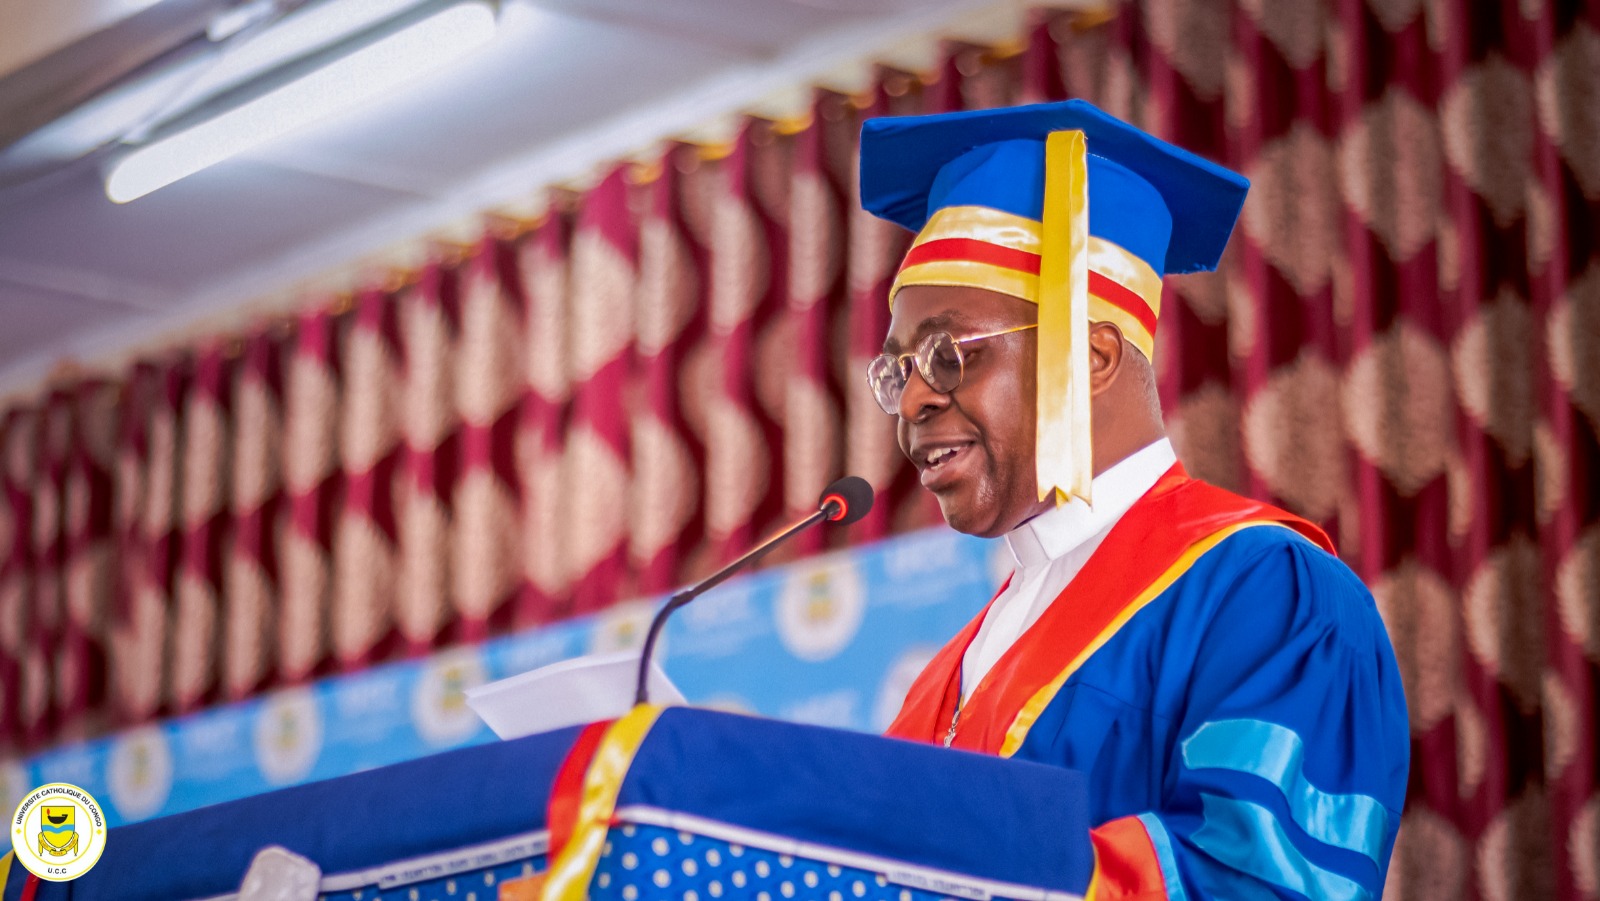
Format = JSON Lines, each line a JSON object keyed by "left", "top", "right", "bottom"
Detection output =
{"left": 927, "top": 447, "right": 959, "bottom": 466}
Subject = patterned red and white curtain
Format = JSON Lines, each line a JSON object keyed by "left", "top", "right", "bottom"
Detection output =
{"left": 632, "top": 144, "right": 709, "bottom": 592}
{"left": 0, "top": 4, "right": 1595, "bottom": 898}
{"left": 516, "top": 211, "right": 573, "bottom": 624}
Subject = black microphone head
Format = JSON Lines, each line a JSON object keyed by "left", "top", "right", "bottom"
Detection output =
{"left": 818, "top": 476, "right": 874, "bottom": 525}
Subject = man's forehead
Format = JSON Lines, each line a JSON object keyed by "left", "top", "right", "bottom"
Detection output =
{"left": 882, "top": 307, "right": 973, "bottom": 351}
{"left": 896, "top": 302, "right": 1004, "bottom": 345}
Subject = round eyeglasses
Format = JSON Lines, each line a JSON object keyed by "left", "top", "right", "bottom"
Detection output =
{"left": 865, "top": 324, "right": 1037, "bottom": 415}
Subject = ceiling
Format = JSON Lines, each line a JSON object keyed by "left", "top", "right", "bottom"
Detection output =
{"left": 0, "top": 0, "right": 1017, "bottom": 395}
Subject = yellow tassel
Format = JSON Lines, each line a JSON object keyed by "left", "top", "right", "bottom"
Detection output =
{"left": 1035, "top": 130, "right": 1094, "bottom": 506}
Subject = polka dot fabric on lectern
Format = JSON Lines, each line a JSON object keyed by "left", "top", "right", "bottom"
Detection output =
{"left": 592, "top": 823, "right": 1020, "bottom": 901}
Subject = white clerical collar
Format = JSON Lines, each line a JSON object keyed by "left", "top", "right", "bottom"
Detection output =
{"left": 1004, "top": 438, "right": 1178, "bottom": 571}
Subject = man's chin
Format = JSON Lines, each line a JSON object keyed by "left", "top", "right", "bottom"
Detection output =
{"left": 933, "top": 489, "right": 1004, "bottom": 539}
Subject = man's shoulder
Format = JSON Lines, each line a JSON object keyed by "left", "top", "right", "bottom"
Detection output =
{"left": 1106, "top": 474, "right": 1363, "bottom": 605}
{"left": 1194, "top": 519, "right": 1387, "bottom": 651}
{"left": 1147, "top": 474, "right": 1335, "bottom": 555}
{"left": 1205, "top": 516, "right": 1344, "bottom": 568}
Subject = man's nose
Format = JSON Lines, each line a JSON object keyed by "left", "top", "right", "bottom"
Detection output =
{"left": 897, "top": 366, "right": 949, "bottom": 422}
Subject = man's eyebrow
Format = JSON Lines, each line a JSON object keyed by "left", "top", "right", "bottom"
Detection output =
{"left": 882, "top": 309, "right": 968, "bottom": 353}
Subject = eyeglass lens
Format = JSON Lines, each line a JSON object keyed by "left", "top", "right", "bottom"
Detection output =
{"left": 867, "top": 332, "right": 965, "bottom": 415}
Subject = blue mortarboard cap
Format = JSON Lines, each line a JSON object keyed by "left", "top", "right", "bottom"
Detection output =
{"left": 859, "top": 99, "right": 1248, "bottom": 275}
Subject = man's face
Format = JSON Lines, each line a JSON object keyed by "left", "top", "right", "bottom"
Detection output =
{"left": 883, "top": 285, "right": 1052, "bottom": 537}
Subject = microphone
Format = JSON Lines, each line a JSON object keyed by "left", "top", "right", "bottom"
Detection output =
{"left": 818, "top": 475, "right": 874, "bottom": 527}
{"left": 634, "top": 476, "right": 874, "bottom": 704}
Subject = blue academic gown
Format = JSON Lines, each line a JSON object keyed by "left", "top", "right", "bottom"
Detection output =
{"left": 888, "top": 468, "right": 1409, "bottom": 901}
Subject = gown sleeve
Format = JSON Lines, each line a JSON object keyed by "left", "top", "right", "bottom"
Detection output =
{"left": 1085, "top": 534, "right": 1410, "bottom": 901}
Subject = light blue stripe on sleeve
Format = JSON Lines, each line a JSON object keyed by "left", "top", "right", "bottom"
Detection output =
{"left": 1181, "top": 719, "right": 1388, "bottom": 864}
{"left": 1191, "top": 794, "right": 1372, "bottom": 901}
{"left": 1135, "top": 814, "right": 1189, "bottom": 901}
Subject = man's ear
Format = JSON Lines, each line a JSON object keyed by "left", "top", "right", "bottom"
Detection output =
{"left": 1087, "top": 321, "right": 1125, "bottom": 397}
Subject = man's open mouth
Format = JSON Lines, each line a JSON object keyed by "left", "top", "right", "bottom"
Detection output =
{"left": 920, "top": 443, "right": 973, "bottom": 489}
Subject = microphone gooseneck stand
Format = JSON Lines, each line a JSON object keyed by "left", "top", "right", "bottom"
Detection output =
{"left": 633, "top": 475, "right": 873, "bottom": 705}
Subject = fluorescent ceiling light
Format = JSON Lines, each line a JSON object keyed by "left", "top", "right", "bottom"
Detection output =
{"left": 106, "top": 0, "right": 497, "bottom": 203}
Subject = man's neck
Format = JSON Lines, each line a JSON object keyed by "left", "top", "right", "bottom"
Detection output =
{"left": 1013, "top": 436, "right": 1175, "bottom": 537}
{"left": 1091, "top": 423, "right": 1169, "bottom": 479}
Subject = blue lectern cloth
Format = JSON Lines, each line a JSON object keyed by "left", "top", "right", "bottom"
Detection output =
{"left": 613, "top": 708, "right": 1092, "bottom": 894}
{"left": 4, "top": 726, "right": 581, "bottom": 901}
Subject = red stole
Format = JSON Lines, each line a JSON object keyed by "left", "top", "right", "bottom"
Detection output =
{"left": 884, "top": 464, "right": 1331, "bottom": 755}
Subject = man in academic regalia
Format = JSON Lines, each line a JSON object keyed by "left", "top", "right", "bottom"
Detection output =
{"left": 859, "top": 100, "right": 1409, "bottom": 900}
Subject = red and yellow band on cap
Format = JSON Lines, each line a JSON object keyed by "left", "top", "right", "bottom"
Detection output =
{"left": 888, "top": 206, "right": 1163, "bottom": 361}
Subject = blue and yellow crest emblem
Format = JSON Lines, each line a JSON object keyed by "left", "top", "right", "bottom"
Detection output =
{"left": 802, "top": 571, "right": 836, "bottom": 624}
{"left": 37, "top": 805, "right": 77, "bottom": 857}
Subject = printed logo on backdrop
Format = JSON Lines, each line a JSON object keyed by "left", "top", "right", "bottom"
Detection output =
{"left": 411, "top": 649, "right": 488, "bottom": 747}
{"left": 776, "top": 561, "right": 865, "bottom": 662}
{"left": 588, "top": 600, "right": 659, "bottom": 655}
{"left": 873, "top": 646, "right": 940, "bottom": 732}
{"left": 254, "top": 689, "right": 323, "bottom": 786}
{"left": 106, "top": 726, "right": 173, "bottom": 822}
{"left": 10, "top": 782, "right": 107, "bottom": 881}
